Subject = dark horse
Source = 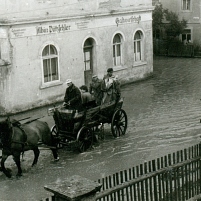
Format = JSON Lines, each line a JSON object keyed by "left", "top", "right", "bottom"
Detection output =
{"left": 0, "top": 117, "right": 59, "bottom": 178}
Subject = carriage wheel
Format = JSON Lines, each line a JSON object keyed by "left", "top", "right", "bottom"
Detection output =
{"left": 111, "top": 109, "right": 127, "bottom": 138}
{"left": 77, "top": 126, "right": 93, "bottom": 153}
{"left": 51, "top": 125, "right": 58, "bottom": 136}
{"left": 51, "top": 125, "right": 62, "bottom": 148}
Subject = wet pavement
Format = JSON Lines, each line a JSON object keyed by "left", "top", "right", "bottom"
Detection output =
{"left": 0, "top": 56, "right": 201, "bottom": 201}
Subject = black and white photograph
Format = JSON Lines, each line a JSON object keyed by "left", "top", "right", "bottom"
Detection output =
{"left": 0, "top": 0, "right": 201, "bottom": 200}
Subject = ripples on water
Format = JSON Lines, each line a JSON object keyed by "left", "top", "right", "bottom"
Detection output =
{"left": 121, "top": 57, "right": 201, "bottom": 161}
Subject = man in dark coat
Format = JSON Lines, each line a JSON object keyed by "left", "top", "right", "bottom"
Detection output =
{"left": 63, "top": 79, "right": 82, "bottom": 111}
{"left": 89, "top": 75, "right": 102, "bottom": 105}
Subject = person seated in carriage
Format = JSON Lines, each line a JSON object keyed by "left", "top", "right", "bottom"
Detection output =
{"left": 89, "top": 75, "right": 103, "bottom": 106}
{"left": 101, "top": 68, "right": 121, "bottom": 104}
{"left": 79, "top": 85, "right": 96, "bottom": 109}
{"left": 79, "top": 85, "right": 93, "bottom": 104}
{"left": 63, "top": 79, "right": 82, "bottom": 112}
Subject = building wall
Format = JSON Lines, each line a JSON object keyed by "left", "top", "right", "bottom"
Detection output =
{"left": 159, "top": 0, "right": 201, "bottom": 44}
{"left": 0, "top": 0, "right": 152, "bottom": 21}
{"left": 0, "top": 0, "right": 153, "bottom": 114}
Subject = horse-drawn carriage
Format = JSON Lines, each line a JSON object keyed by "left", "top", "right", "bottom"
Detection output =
{"left": 0, "top": 98, "right": 127, "bottom": 177}
{"left": 48, "top": 98, "right": 128, "bottom": 152}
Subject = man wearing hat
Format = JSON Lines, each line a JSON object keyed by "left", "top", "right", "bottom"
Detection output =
{"left": 89, "top": 75, "right": 102, "bottom": 105}
{"left": 63, "top": 79, "right": 82, "bottom": 111}
{"left": 101, "top": 68, "right": 121, "bottom": 104}
{"left": 105, "top": 68, "right": 113, "bottom": 79}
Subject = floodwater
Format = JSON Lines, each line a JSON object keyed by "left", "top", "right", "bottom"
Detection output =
{"left": 0, "top": 56, "right": 201, "bottom": 201}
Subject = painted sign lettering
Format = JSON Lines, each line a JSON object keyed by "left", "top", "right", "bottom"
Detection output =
{"left": 115, "top": 15, "right": 141, "bottom": 27}
{"left": 36, "top": 24, "right": 71, "bottom": 34}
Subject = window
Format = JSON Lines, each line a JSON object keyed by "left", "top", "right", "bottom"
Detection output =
{"left": 83, "top": 38, "right": 94, "bottom": 87}
{"left": 42, "top": 45, "right": 59, "bottom": 83}
{"left": 182, "top": 0, "right": 191, "bottom": 10}
{"left": 134, "top": 31, "right": 143, "bottom": 62}
{"left": 182, "top": 29, "right": 191, "bottom": 43}
{"left": 84, "top": 38, "right": 93, "bottom": 71}
{"left": 113, "top": 34, "right": 122, "bottom": 66}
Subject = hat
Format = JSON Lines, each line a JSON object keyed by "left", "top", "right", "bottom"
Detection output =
{"left": 107, "top": 68, "right": 113, "bottom": 73}
{"left": 92, "top": 75, "right": 98, "bottom": 78}
{"left": 65, "top": 79, "right": 72, "bottom": 84}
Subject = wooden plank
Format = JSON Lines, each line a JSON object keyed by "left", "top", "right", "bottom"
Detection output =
{"left": 185, "top": 163, "right": 189, "bottom": 200}
{"left": 149, "top": 176, "right": 153, "bottom": 201}
{"left": 140, "top": 164, "right": 145, "bottom": 201}
{"left": 181, "top": 165, "right": 185, "bottom": 201}
{"left": 116, "top": 173, "right": 121, "bottom": 200}
{"left": 144, "top": 162, "right": 149, "bottom": 201}
{"left": 189, "top": 147, "right": 192, "bottom": 199}
{"left": 161, "top": 156, "right": 165, "bottom": 200}
{"left": 136, "top": 166, "right": 141, "bottom": 201}
{"left": 192, "top": 148, "right": 195, "bottom": 198}
{"left": 113, "top": 174, "right": 116, "bottom": 187}
{"left": 152, "top": 160, "right": 158, "bottom": 201}
{"left": 129, "top": 184, "right": 133, "bottom": 201}
{"left": 157, "top": 158, "right": 162, "bottom": 200}
{"left": 168, "top": 154, "right": 173, "bottom": 201}
{"left": 174, "top": 167, "right": 178, "bottom": 201}
{"left": 128, "top": 168, "right": 132, "bottom": 181}
{"left": 132, "top": 167, "right": 137, "bottom": 201}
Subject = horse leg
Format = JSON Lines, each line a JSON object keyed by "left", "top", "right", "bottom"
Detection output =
{"left": 32, "top": 147, "right": 40, "bottom": 167}
{"left": 51, "top": 148, "right": 59, "bottom": 161}
{"left": 13, "top": 152, "right": 22, "bottom": 177}
{"left": 1, "top": 153, "right": 12, "bottom": 178}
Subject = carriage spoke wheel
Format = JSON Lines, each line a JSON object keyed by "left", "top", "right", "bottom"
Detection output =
{"left": 111, "top": 109, "right": 127, "bottom": 138}
{"left": 51, "top": 125, "right": 58, "bottom": 136}
{"left": 51, "top": 125, "right": 62, "bottom": 148}
{"left": 77, "top": 127, "right": 93, "bottom": 153}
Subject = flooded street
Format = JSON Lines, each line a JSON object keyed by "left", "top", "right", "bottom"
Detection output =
{"left": 1, "top": 56, "right": 201, "bottom": 201}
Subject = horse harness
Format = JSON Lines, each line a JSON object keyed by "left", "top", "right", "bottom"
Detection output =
{"left": 10, "top": 120, "right": 28, "bottom": 151}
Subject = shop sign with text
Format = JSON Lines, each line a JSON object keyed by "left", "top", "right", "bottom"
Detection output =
{"left": 36, "top": 24, "right": 71, "bottom": 34}
{"left": 115, "top": 15, "right": 141, "bottom": 26}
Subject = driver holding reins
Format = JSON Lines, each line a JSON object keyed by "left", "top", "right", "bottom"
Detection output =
{"left": 63, "top": 79, "right": 82, "bottom": 111}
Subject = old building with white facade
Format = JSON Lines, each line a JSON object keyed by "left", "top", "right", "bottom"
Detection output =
{"left": 0, "top": 0, "right": 153, "bottom": 114}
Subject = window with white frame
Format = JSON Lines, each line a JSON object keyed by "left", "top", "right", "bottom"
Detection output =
{"left": 181, "top": 29, "right": 191, "bottom": 44}
{"left": 42, "top": 44, "right": 59, "bottom": 83}
{"left": 134, "top": 31, "right": 143, "bottom": 62}
{"left": 182, "top": 0, "right": 191, "bottom": 10}
{"left": 113, "top": 34, "right": 122, "bottom": 66}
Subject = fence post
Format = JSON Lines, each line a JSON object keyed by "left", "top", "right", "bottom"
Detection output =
{"left": 44, "top": 175, "right": 102, "bottom": 201}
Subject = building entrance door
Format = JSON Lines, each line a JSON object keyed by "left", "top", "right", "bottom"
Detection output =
{"left": 83, "top": 38, "right": 94, "bottom": 88}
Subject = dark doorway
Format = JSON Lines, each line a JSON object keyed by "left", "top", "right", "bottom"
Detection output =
{"left": 83, "top": 38, "right": 94, "bottom": 88}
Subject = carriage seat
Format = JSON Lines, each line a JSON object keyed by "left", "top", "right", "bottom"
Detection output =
{"left": 82, "top": 100, "right": 97, "bottom": 110}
